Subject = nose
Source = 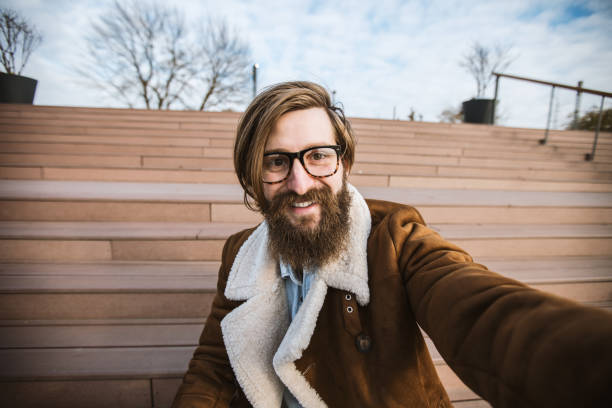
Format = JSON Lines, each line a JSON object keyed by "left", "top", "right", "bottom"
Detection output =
{"left": 285, "top": 157, "right": 316, "bottom": 195}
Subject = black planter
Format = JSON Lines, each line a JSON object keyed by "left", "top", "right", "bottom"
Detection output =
{"left": 0, "top": 73, "right": 38, "bottom": 104}
{"left": 462, "top": 98, "right": 495, "bottom": 124}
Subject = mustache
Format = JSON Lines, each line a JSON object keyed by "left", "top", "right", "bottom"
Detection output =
{"left": 265, "top": 185, "right": 336, "bottom": 214}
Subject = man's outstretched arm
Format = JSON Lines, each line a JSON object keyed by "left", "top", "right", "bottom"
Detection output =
{"left": 387, "top": 211, "right": 612, "bottom": 408}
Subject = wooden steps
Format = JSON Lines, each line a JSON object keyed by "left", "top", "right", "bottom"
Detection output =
{"left": 2, "top": 149, "right": 609, "bottom": 181}
{"left": 2, "top": 104, "right": 612, "bottom": 190}
{"left": 1, "top": 104, "right": 611, "bottom": 407}
{"left": 1, "top": 221, "right": 610, "bottom": 261}
{"left": 2, "top": 180, "right": 612, "bottom": 223}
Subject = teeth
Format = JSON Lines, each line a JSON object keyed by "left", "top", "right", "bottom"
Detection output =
{"left": 292, "top": 201, "right": 313, "bottom": 208}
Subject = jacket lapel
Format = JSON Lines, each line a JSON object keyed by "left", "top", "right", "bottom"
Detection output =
{"left": 221, "top": 223, "right": 289, "bottom": 407}
{"left": 221, "top": 184, "right": 372, "bottom": 408}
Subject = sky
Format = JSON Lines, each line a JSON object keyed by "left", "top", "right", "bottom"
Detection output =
{"left": 3, "top": 0, "right": 612, "bottom": 129}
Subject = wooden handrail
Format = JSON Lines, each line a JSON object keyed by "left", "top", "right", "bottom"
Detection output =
{"left": 492, "top": 72, "right": 612, "bottom": 98}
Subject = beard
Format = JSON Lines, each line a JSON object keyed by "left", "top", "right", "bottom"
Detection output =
{"left": 262, "top": 180, "right": 351, "bottom": 271}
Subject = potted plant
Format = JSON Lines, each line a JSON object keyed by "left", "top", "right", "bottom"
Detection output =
{"left": 460, "top": 42, "right": 512, "bottom": 124}
{"left": 0, "top": 8, "right": 43, "bottom": 104}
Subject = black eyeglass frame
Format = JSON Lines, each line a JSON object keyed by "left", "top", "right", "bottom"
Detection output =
{"left": 262, "top": 145, "right": 343, "bottom": 184}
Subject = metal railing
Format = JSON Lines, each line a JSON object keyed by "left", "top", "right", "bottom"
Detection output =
{"left": 492, "top": 72, "right": 612, "bottom": 161}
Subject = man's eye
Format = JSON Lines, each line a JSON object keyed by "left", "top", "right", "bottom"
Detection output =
{"left": 264, "top": 155, "right": 287, "bottom": 169}
{"left": 307, "top": 149, "right": 334, "bottom": 162}
{"left": 311, "top": 152, "right": 326, "bottom": 160}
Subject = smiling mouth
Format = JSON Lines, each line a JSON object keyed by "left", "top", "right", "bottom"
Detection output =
{"left": 291, "top": 201, "right": 314, "bottom": 208}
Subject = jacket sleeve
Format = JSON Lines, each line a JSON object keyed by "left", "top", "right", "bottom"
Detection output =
{"left": 172, "top": 231, "right": 249, "bottom": 408}
{"left": 387, "top": 209, "right": 612, "bottom": 408}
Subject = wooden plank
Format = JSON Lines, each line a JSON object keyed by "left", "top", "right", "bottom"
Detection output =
{"left": 0, "top": 273, "right": 218, "bottom": 292}
{"left": 4, "top": 180, "right": 611, "bottom": 207}
{"left": 0, "top": 261, "right": 220, "bottom": 276}
{"left": 482, "top": 256, "right": 612, "bottom": 280}
{"left": 460, "top": 238, "right": 612, "bottom": 258}
{"left": 0, "top": 240, "right": 111, "bottom": 261}
{"left": 348, "top": 173, "right": 390, "bottom": 187}
{"left": 4, "top": 221, "right": 609, "bottom": 241}
{"left": 0, "top": 221, "right": 252, "bottom": 240}
{"left": 0, "top": 142, "right": 204, "bottom": 157}
{"left": 142, "top": 156, "right": 233, "bottom": 170}
{"left": 389, "top": 176, "right": 612, "bottom": 192}
{"left": 43, "top": 167, "right": 238, "bottom": 184}
{"left": 0, "top": 346, "right": 192, "bottom": 379}
{"left": 458, "top": 156, "right": 601, "bottom": 170}
{"left": 0, "top": 132, "right": 214, "bottom": 147}
{"left": 0, "top": 292, "right": 213, "bottom": 320}
{"left": 0, "top": 166, "right": 42, "bottom": 180}
{"left": 437, "top": 166, "right": 612, "bottom": 182}
{"left": 453, "top": 400, "right": 492, "bottom": 407}
{"left": 0, "top": 321, "right": 205, "bottom": 348}
{"left": 0, "top": 153, "right": 142, "bottom": 168}
{"left": 211, "top": 203, "right": 262, "bottom": 223}
{"left": 352, "top": 162, "right": 438, "bottom": 176}
{"left": 435, "top": 224, "right": 612, "bottom": 239}
{"left": 418, "top": 206, "right": 612, "bottom": 224}
{"left": 0, "top": 201, "right": 212, "bottom": 222}
{"left": 111, "top": 240, "right": 225, "bottom": 261}
{"left": 0, "top": 379, "right": 152, "bottom": 408}
{"left": 355, "top": 151, "right": 460, "bottom": 166}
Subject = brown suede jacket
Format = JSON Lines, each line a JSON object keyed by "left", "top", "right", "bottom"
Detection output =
{"left": 173, "top": 195, "right": 612, "bottom": 408}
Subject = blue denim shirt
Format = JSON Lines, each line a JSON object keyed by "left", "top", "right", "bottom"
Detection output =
{"left": 280, "top": 261, "right": 314, "bottom": 408}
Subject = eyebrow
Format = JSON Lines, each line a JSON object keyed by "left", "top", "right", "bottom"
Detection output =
{"left": 263, "top": 143, "right": 335, "bottom": 154}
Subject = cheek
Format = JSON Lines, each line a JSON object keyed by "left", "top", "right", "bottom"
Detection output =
{"left": 263, "top": 183, "right": 279, "bottom": 202}
{"left": 327, "top": 163, "right": 344, "bottom": 194}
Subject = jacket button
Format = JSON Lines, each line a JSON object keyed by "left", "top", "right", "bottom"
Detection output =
{"left": 345, "top": 293, "right": 352, "bottom": 301}
{"left": 346, "top": 306, "right": 354, "bottom": 313}
{"left": 355, "top": 333, "right": 372, "bottom": 353}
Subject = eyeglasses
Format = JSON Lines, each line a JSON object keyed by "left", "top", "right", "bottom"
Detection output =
{"left": 262, "top": 145, "right": 343, "bottom": 184}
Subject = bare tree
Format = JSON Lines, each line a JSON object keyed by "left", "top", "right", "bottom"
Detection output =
{"left": 460, "top": 42, "right": 514, "bottom": 98}
{"left": 79, "top": 1, "right": 251, "bottom": 110}
{"left": 0, "top": 8, "right": 43, "bottom": 75}
{"left": 194, "top": 19, "right": 251, "bottom": 111}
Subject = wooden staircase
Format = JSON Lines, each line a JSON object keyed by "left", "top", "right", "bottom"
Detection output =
{"left": 0, "top": 104, "right": 611, "bottom": 408}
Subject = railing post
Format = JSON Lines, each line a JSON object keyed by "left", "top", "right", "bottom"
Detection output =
{"left": 252, "top": 63, "right": 259, "bottom": 99}
{"left": 585, "top": 96, "right": 605, "bottom": 161}
{"left": 492, "top": 74, "right": 500, "bottom": 125}
{"left": 540, "top": 85, "right": 556, "bottom": 145}
{"left": 572, "top": 80, "right": 583, "bottom": 129}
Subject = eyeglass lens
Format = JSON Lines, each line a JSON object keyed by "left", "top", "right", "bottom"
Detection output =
{"left": 263, "top": 146, "right": 339, "bottom": 183}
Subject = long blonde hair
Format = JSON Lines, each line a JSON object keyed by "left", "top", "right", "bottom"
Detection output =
{"left": 234, "top": 81, "right": 355, "bottom": 210}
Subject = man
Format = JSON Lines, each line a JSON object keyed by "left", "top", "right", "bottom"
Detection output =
{"left": 173, "top": 81, "right": 612, "bottom": 407}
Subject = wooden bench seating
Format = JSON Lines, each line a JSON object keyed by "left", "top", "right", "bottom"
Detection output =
{"left": 1, "top": 104, "right": 611, "bottom": 407}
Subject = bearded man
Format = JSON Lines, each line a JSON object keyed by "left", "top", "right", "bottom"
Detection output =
{"left": 172, "top": 81, "right": 612, "bottom": 408}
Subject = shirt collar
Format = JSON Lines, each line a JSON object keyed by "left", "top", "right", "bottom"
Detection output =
{"left": 280, "top": 261, "right": 313, "bottom": 286}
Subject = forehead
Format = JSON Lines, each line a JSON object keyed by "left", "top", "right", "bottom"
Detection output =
{"left": 265, "top": 107, "right": 335, "bottom": 152}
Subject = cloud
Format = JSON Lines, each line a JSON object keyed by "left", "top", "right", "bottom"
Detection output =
{"left": 4, "top": 0, "right": 611, "bottom": 128}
